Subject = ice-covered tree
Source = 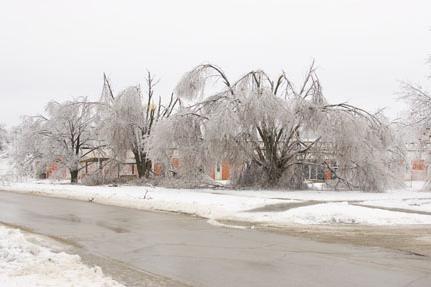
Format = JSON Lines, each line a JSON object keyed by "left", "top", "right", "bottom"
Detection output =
{"left": 11, "top": 117, "right": 47, "bottom": 177}
{"left": 99, "top": 72, "right": 178, "bottom": 178}
{"left": 12, "top": 99, "right": 102, "bottom": 183}
{"left": 399, "top": 72, "right": 431, "bottom": 187}
{"left": 149, "top": 63, "right": 403, "bottom": 191}
{"left": 400, "top": 54, "right": 431, "bottom": 132}
{"left": 0, "top": 124, "right": 8, "bottom": 151}
{"left": 400, "top": 82, "right": 431, "bottom": 130}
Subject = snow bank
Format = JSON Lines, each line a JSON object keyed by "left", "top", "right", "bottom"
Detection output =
{"left": 206, "top": 188, "right": 431, "bottom": 202}
{"left": 234, "top": 202, "right": 431, "bottom": 225}
{"left": 0, "top": 225, "right": 124, "bottom": 287}
{"left": 1, "top": 182, "right": 292, "bottom": 219}
{"left": 360, "top": 198, "right": 431, "bottom": 213}
{"left": 2, "top": 181, "right": 431, "bottom": 226}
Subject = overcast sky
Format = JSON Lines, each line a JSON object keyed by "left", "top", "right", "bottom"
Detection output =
{"left": 1, "top": 0, "right": 430, "bottom": 127}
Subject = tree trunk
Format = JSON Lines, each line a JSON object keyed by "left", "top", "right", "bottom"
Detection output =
{"left": 265, "top": 167, "right": 283, "bottom": 186}
{"left": 70, "top": 169, "right": 79, "bottom": 184}
{"left": 266, "top": 164, "right": 306, "bottom": 189}
{"left": 133, "top": 150, "right": 152, "bottom": 178}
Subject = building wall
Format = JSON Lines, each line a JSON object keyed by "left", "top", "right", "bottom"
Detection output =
{"left": 209, "top": 161, "right": 230, "bottom": 181}
{"left": 405, "top": 142, "right": 430, "bottom": 181}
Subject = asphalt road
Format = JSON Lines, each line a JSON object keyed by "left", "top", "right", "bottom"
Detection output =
{"left": 0, "top": 190, "right": 430, "bottom": 287}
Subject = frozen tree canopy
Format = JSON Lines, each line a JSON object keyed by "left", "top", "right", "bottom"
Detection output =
{"left": 0, "top": 124, "right": 8, "bottom": 151}
{"left": 12, "top": 99, "right": 101, "bottom": 183}
{"left": 399, "top": 75, "right": 431, "bottom": 187}
{"left": 150, "top": 63, "right": 403, "bottom": 191}
{"left": 99, "top": 72, "right": 178, "bottom": 178}
{"left": 11, "top": 66, "right": 405, "bottom": 191}
{"left": 401, "top": 82, "right": 431, "bottom": 128}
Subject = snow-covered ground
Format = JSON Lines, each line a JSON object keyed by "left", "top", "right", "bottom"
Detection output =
{"left": 234, "top": 201, "right": 431, "bottom": 225}
{"left": 2, "top": 181, "right": 431, "bottom": 226}
{"left": 0, "top": 181, "right": 293, "bottom": 220}
{"left": 0, "top": 225, "right": 124, "bottom": 287}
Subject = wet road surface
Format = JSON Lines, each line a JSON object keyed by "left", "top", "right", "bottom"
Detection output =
{"left": 0, "top": 190, "right": 431, "bottom": 287}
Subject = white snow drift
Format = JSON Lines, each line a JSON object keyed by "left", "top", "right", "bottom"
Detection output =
{"left": 0, "top": 225, "right": 124, "bottom": 287}
{"left": 234, "top": 202, "right": 431, "bottom": 225}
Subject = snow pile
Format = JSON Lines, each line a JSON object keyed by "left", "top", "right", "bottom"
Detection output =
{"left": 234, "top": 202, "right": 431, "bottom": 225}
{"left": 0, "top": 225, "right": 124, "bottom": 287}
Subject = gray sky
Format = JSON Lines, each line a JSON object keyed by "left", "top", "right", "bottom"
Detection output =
{"left": 1, "top": 0, "right": 430, "bottom": 127}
